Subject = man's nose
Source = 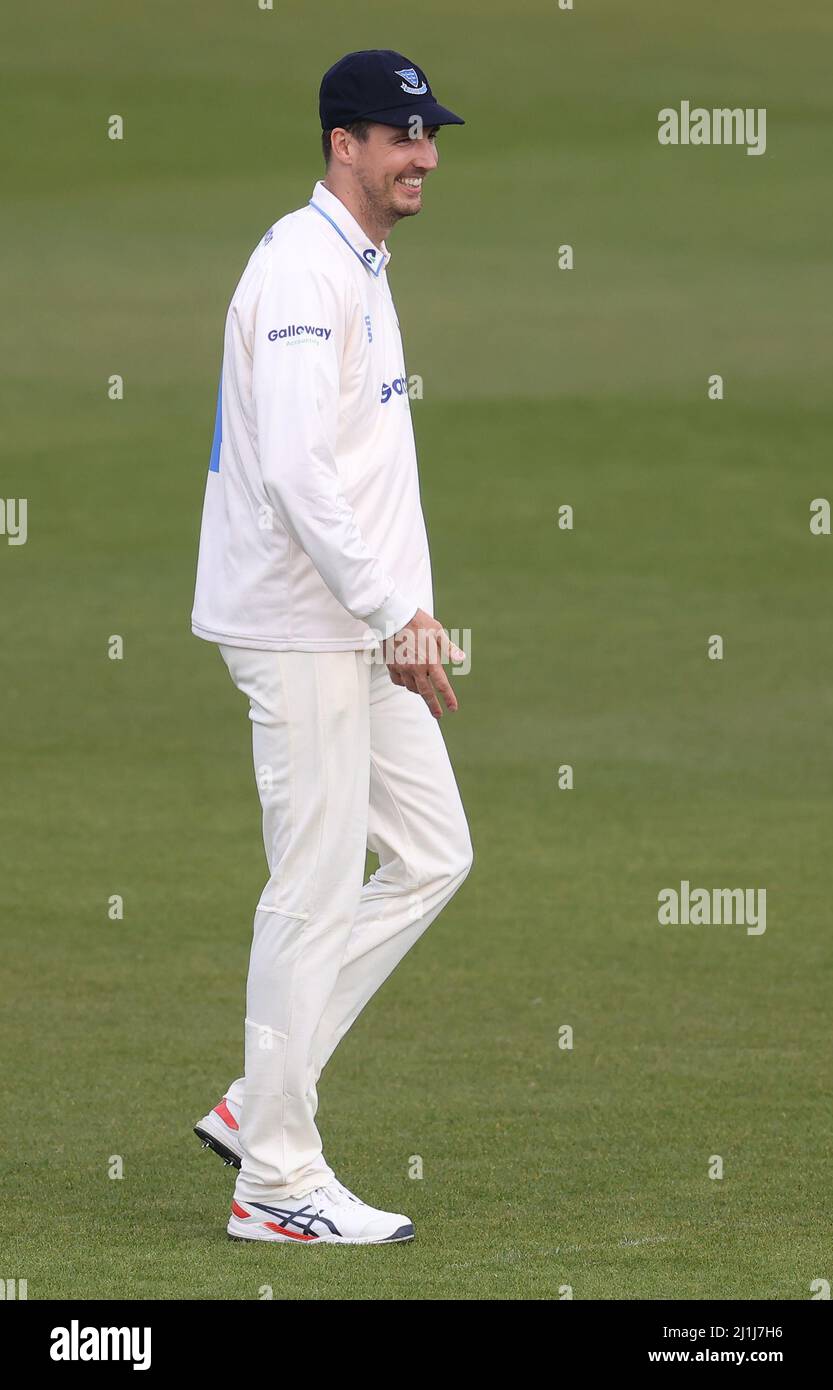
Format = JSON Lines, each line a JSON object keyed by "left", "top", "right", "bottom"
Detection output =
{"left": 412, "top": 138, "right": 439, "bottom": 170}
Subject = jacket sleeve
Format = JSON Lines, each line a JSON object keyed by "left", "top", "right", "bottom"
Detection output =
{"left": 251, "top": 256, "right": 418, "bottom": 640}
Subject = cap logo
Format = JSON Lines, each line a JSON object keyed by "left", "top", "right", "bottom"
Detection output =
{"left": 395, "top": 67, "right": 427, "bottom": 96}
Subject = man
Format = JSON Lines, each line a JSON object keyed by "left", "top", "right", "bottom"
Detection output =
{"left": 190, "top": 50, "right": 472, "bottom": 1245}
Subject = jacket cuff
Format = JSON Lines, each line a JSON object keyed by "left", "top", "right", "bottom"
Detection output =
{"left": 361, "top": 587, "right": 418, "bottom": 643}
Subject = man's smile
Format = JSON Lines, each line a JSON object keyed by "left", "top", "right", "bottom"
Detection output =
{"left": 394, "top": 175, "right": 424, "bottom": 195}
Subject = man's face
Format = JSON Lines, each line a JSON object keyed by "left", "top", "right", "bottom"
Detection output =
{"left": 348, "top": 123, "right": 440, "bottom": 223}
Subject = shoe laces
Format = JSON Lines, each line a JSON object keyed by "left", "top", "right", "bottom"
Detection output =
{"left": 307, "top": 1177, "right": 363, "bottom": 1212}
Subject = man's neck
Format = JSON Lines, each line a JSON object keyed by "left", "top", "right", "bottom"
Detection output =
{"left": 322, "top": 177, "right": 391, "bottom": 251}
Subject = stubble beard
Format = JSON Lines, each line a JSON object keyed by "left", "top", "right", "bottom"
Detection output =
{"left": 354, "top": 168, "right": 413, "bottom": 234}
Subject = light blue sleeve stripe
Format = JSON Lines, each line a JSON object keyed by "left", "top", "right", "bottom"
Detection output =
{"left": 208, "top": 373, "right": 222, "bottom": 473}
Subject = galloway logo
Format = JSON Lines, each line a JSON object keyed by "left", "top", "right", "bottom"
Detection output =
{"left": 395, "top": 66, "right": 428, "bottom": 96}
{"left": 268, "top": 324, "right": 332, "bottom": 342}
{"left": 381, "top": 376, "right": 408, "bottom": 404}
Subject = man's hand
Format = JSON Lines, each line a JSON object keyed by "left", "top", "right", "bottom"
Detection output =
{"left": 383, "top": 609, "right": 466, "bottom": 718}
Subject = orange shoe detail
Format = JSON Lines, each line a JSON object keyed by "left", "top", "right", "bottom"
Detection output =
{"left": 215, "top": 1098, "right": 239, "bottom": 1131}
{"left": 264, "top": 1221, "right": 316, "bottom": 1241}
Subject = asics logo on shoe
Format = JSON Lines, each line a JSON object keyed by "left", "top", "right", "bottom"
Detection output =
{"left": 233, "top": 1198, "right": 342, "bottom": 1240}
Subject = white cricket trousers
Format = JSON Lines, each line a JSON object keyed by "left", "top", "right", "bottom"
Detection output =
{"left": 216, "top": 643, "right": 473, "bottom": 1203}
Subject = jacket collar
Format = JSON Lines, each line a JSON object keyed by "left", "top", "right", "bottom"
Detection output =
{"left": 308, "top": 180, "right": 391, "bottom": 278}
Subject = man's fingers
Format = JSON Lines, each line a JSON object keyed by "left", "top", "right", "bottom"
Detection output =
{"left": 436, "top": 627, "right": 466, "bottom": 664}
{"left": 388, "top": 661, "right": 460, "bottom": 715}
{"left": 413, "top": 671, "right": 443, "bottom": 718}
{"left": 412, "top": 667, "right": 458, "bottom": 718}
{"left": 433, "top": 627, "right": 451, "bottom": 663}
{"left": 428, "top": 663, "right": 458, "bottom": 713}
{"left": 431, "top": 627, "right": 465, "bottom": 666}
{"left": 386, "top": 616, "right": 464, "bottom": 715}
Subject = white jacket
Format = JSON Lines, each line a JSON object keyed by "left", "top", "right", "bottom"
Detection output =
{"left": 190, "top": 180, "right": 433, "bottom": 651}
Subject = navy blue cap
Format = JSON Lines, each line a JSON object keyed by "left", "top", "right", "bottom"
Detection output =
{"left": 319, "top": 49, "right": 465, "bottom": 131}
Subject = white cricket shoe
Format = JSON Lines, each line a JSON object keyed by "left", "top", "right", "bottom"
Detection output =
{"left": 227, "top": 1178, "right": 415, "bottom": 1245}
{"left": 194, "top": 1095, "right": 243, "bottom": 1169}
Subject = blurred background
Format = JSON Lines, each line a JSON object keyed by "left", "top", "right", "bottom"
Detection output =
{"left": 1, "top": 0, "right": 831, "bottom": 1298}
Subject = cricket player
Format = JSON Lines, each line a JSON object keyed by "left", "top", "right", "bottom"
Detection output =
{"left": 190, "top": 50, "right": 472, "bottom": 1244}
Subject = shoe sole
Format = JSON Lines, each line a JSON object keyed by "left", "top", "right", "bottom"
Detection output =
{"left": 226, "top": 1217, "right": 415, "bottom": 1245}
{"left": 194, "top": 1124, "right": 242, "bottom": 1170}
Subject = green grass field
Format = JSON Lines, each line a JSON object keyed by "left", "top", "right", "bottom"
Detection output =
{"left": 2, "top": 0, "right": 832, "bottom": 1299}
